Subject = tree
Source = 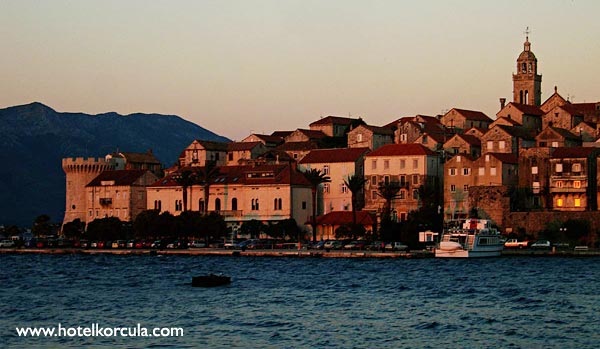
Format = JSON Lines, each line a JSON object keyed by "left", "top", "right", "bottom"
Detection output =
{"left": 302, "top": 168, "right": 331, "bottom": 242}
{"left": 173, "top": 170, "right": 197, "bottom": 212}
{"left": 376, "top": 181, "right": 401, "bottom": 241}
{"left": 62, "top": 219, "right": 85, "bottom": 239}
{"left": 32, "top": 214, "right": 52, "bottom": 237}
{"left": 344, "top": 174, "right": 368, "bottom": 227}
{"left": 200, "top": 212, "right": 228, "bottom": 242}
{"left": 241, "top": 219, "right": 267, "bottom": 239}
{"left": 176, "top": 211, "right": 203, "bottom": 239}
{"left": 197, "top": 161, "right": 220, "bottom": 215}
{"left": 85, "top": 217, "right": 124, "bottom": 241}
{"left": 133, "top": 209, "right": 160, "bottom": 239}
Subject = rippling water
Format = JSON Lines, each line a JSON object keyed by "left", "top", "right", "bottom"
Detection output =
{"left": 1, "top": 254, "right": 599, "bottom": 348}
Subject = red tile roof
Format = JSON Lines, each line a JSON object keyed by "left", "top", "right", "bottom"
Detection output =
{"left": 451, "top": 108, "right": 493, "bottom": 122}
{"left": 227, "top": 141, "right": 263, "bottom": 151}
{"left": 488, "top": 153, "right": 518, "bottom": 164}
{"left": 309, "top": 116, "right": 358, "bottom": 126}
{"left": 110, "top": 151, "right": 161, "bottom": 164}
{"left": 558, "top": 103, "right": 584, "bottom": 116}
{"left": 150, "top": 164, "right": 311, "bottom": 187}
{"left": 270, "top": 131, "right": 293, "bottom": 138}
{"left": 275, "top": 141, "right": 319, "bottom": 151}
{"left": 366, "top": 143, "right": 436, "bottom": 157}
{"left": 315, "top": 211, "right": 375, "bottom": 226}
{"left": 571, "top": 102, "right": 600, "bottom": 115}
{"left": 87, "top": 170, "right": 149, "bottom": 187}
{"left": 248, "top": 134, "right": 285, "bottom": 144}
{"left": 456, "top": 134, "right": 481, "bottom": 146}
{"left": 551, "top": 147, "right": 597, "bottom": 159}
{"left": 493, "top": 116, "right": 522, "bottom": 126}
{"left": 356, "top": 124, "right": 394, "bottom": 135}
{"left": 547, "top": 127, "right": 579, "bottom": 140}
{"left": 299, "top": 147, "right": 370, "bottom": 164}
{"left": 508, "top": 103, "right": 544, "bottom": 116}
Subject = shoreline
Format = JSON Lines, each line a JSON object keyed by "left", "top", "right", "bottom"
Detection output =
{"left": 1, "top": 248, "right": 599, "bottom": 258}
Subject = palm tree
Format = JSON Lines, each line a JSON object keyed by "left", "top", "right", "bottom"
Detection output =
{"left": 376, "top": 181, "right": 401, "bottom": 223}
{"left": 173, "top": 169, "right": 197, "bottom": 212}
{"left": 302, "top": 168, "right": 331, "bottom": 243}
{"left": 197, "top": 160, "right": 220, "bottom": 215}
{"left": 344, "top": 174, "right": 368, "bottom": 226}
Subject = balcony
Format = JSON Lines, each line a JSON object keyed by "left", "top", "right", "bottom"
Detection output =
{"left": 99, "top": 198, "right": 112, "bottom": 206}
{"left": 217, "top": 210, "right": 243, "bottom": 218}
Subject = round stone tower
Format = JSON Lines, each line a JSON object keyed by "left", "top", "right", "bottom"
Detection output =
{"left": 62, "top": 157, "right": 114, "bottom": 225}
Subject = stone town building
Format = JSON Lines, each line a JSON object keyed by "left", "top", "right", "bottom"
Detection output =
{"left": 62, "top": 157, "right": 114, "bottom": 225}
{"left": 440, "top": 108, "right": 493, "bottom": 133}
{"left": 549, "top": 147, "right": 598, "bottom": 211}
{"left": 572, "top": 122, "right": 597, "bottom": 142}
{"left": 298, "top": 147, "right": 370, "bottom": 215}
{"left": 85, "top": 170, "right": 159, "bottom": 224}
{"left": 347, "top": 124, "right": 394, "bottom": 150}
{"left": 241, "top": 134, "right": 284, "bottom": 147}
{"left": 284, "top": 129, "right": 327, "bottom": 143}
{"left": 512, "top": 35, "right": 542, "bottom": 106}
{"left": 309, "top": 116, "right": 360, "bottom": 137}
{"left": 542, "top": 103, "right": 584, "bottom": 130}
{"left": 473, "top": 153, "right": 519, "bottom": 187}
{"left": 535, "top": 126, "right": 581, "bottom": 148}
{"left": 274, "top": 141, "right": 319, "bottom": 162}
{"left": 480, "top": 125, "right": 535, "bottom": 154}
{"left": 496, "top": 102, "right": 543, "bottom": 131}
{"left": 393, "top": 115, "right": 445, "bottom": 144}
{"left": 146, "top": 163, "right": 313, "bottom": 235}
{"left": 178, "top": 140, "right": 229, "bottom": 167}
{"left": 226, "top": 142, "right": 268, "bottom": 166}
{"left": 443, "top": 154, "right": 476, "bottom": 221}
{"left": 443, "top": 133, "right": 481, "bottom": 159}
{"left": 105, "top": 151, "right": 162, "bottom": 177}
{"left": 363, "top": 144, "right": 442, "bottom": 221}
{"left": 519, "top": 147, "right": 554, "bottom": 210}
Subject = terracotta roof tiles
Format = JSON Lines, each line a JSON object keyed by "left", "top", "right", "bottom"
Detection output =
{"left": 366, "top": 143, "right": 436, "bottom": 157}
{"left": 299, "top": 147, "right": 370, "bottom": 164}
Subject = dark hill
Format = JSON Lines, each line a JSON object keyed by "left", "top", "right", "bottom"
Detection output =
{"left": 0, "top": 102, "right": 230, "bottom": 226}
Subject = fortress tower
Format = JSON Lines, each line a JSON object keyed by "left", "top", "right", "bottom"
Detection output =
{"left": 513, "top": 30, "right": 542, "bottom": 106}
{"left": 62, "top": 157, "right": 114, "bottom": 225}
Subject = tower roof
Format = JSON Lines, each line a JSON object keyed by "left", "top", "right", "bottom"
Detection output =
{"left": 518, "top": 37, "right": 537, "bottom": 61}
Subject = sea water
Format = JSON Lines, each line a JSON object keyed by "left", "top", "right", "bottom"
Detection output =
{"left": 1, "top": 254, "right": 599, "bottom": 348}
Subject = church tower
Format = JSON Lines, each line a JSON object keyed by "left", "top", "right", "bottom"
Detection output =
{"left": 513, "top": 29, "right": 542, "bottom": 106}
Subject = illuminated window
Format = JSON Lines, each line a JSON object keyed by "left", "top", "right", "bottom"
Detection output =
{"left": 574, "top": 181, "right": 581, "bottom": 189}
{"left": 557, "top": 198, "right": 563, "bottom": 207}
{"left": 556, "top": 181, "right": 563, "bottom": 188}
{"left": 556, "top": 163, "right": 563, "bottom": 172}
{"left": 574, "top": 198, "right": 581, "bottom": 207}
{"left": 532, "top": 166, "right": 538, "bottom": 174}
{"left": 573, "top": 163, "right": 582, "bottom": 172}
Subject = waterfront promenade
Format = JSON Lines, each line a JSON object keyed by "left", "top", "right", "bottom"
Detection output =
{"left": 1, "top": 247, "right": 598, "bottom": 258}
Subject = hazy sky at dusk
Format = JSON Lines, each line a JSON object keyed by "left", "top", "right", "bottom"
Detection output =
{"left": 2, "top": 0, "right": 599, "bottom": 140}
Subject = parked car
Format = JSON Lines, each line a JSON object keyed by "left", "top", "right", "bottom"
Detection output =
{"left": 0, "top": 239, "right": 15, "bottom": 247}
{"left": 311, "top": 240, "right": 328, "bottom": 250}
{"left": 343, "top": 241, "right": 367, "bottom": 250}
{"left": 323, "top": 240, "right": 344, "bottom": 250}
{"left": 189, "top": 240, "right": 207, "bottom": 248}
{"left": 531, "top": 240, "right": 551, "bottom": 249}
{"left": 385, "top": 242, "right": 409, "bottom": 252}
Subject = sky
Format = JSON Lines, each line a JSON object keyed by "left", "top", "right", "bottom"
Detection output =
{"left": 2, "top": 0, "right": 599, "bottom": 141}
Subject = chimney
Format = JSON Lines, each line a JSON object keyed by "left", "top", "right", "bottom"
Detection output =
{"left": 500, "top": 98, "right": 506, "bottom": 109}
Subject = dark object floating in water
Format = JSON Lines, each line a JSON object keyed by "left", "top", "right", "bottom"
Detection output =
{"left": 192, "top": 274, "right": 231, "bottom": 287}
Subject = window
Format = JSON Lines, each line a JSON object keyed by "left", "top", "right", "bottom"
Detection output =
{"left": 532, "top": 166, "right": 538, "bottom": 175}
{"left": 487, "top": 141, "right": 493, "bottom": 151}
{"left": 485, "top": 155, "right": 490, "bottom": 162}
{"left": 479, "top": 167, "right": 485, "bottom": 175}
{"left": 521, "top": 62, "right": 526, "bottom": 73}
{"left": 556, "top": 163, "right": 563, "bottom": 173}
{"left": 372, "top": 160, "right": 377, "bottom": 170}
{"left": 450, "top": 185, "right": 456, "bottom": 192}
{"left": 214, "top": 198, "right": 221, "bottom": 211}
{"left": 323, "top": 165, "right": 330, "bottom": 175}
{"left": 449, "top": 168, "right": 457, "bottom": 176}
{"left": 371, "top": 175, "right": 377, "bottom": 186}
{"left": 456, "top": 156, "right": 461, "bottom": 163}
{"left": 274, "top": 198, "right": 282, "bottom": 210}
{"left": 463, "top": 185, "right": 469, "bottom": 192}
{"left": 463, "top": 168, "right": 471, "bottom": 176}
{"left": 323, "top": 183, "right": 330, "bottom": 193}
{"left": 399, "top": 190, "right": 406, "bottom": 199}
{"left": 574, "top": 180, "right": 581, "bottom": 189}
{"left": 232, "top": 198, "right": 238, "bottom": 211}
{"left": 228, "top": 153, "right": 233, "bottom": 161}
{"left": 400, "top": 159, "right": 406, "bottom": 169}
{"left": 572, "top": 163, "right": 582, "bottom": 172}
{"left": 551, "top": 141, "right": 559, "bottom": 148}
{"left": 412, "top": 175, "right": 419, "bottom": 185}
{"left": 341, "top": 184, "right": 349, "bottom": 193}
{"left": 384, "top": 160, "right": 389, "bottom": 170}
{"left": 357, "top": 133, "right": 363, "bottom": 142}
{"left": 499, "top": 141, "right": 506, "bottom": 150}
{"left": 413, "top": 159, "right": 418, "bottom": 169}
{"left": 251, "top": 198, "right": 259, "bottom": 210}
{"left": 556, "top": 198, "right": 563, "bottom": 207}
{"left": 175, "top": 200, "right": 182, "bottom": 211}
{"left": 400, "top": 175, "right": 407, "bottom": 186}
{"left": 528, "top": 62, "right": 532, "bottom": 73}
{"left": 413, "top": 189, "right": 419, "bottom": 199}
{"left": 302, "top": 201, "right": 307, "bottom": 210}
{"left": 556, "top": 181, "right": 563, "bottom": 188}
{"left": 490, "top": 167, "right": 497, "bottom": 176}
{"left": 384, "top": 175, "right": 390, "bottom": 184}
{"left": 372, "top": 190, "right": 378, "bottom": 200}
{"left": 574, "top": 198, "right": 581, "bottom": 207}
{"left": 422, "top": 135, "right": 428, "bottom": 144}
{"left": 400, "top": 134, "right": 407, "bottom": 142}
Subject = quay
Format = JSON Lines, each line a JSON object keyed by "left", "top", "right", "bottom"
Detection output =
{"left": 1, "top": 248, "right": 599, "bottom": 257}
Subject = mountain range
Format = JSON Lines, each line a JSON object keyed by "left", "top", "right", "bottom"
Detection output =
{"left": 0, "top": 102, "right": 230, "bottom": 227}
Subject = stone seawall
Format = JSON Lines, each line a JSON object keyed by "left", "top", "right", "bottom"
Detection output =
{"left": 504, "top": 211, "right": 600, "bottom": 235}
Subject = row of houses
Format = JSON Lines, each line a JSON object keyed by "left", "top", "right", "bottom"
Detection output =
{"left": 62, "top": 36, "right": 600, "bottom": 237}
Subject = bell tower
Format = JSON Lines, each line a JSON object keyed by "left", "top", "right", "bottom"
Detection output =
{"left": 512, "top": 27, "right": 542, "bottom": 106}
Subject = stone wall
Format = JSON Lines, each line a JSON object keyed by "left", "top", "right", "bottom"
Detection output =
{"left": 504, "top": 211, "right": 600, "bottom": 237}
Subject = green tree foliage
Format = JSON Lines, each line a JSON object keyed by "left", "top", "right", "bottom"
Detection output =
{"left": 173, "top": 170, "right": 198, "bottom": 212}
{"left": 301, "top": 168, "right": 331, "bottom": 242}
{"left": 62, "top": 219, "right": 85, "bottom": 239}
{"left": 241, "top": 219, "right": 267, "bottom": 239}
{"left": 176, "top": 211, "right": 203, "bottom": 238}
{"left": 155, "top": 212, "right": 176, "bottom": 238}
{"left": 133, "top": 210, "right": 161, "bottom": 239}
{"left": 85, "top": 217, "right": 124, "bottom": 241}
{"left": 200, "top": 212, "right": 228, "bottom": 242}
{"left": 344, "top": 174, "right": 368, "bottom": 226}
{"left": 335, "top": 223, "right": 366, "bottom": 240}
{"left": 197, "top": 161, "right": 220, "bottom": 215}
{"left": 32, "top": 214, "right": 52, "bottom": 237}
{"left": 266, "top": 218, "right": 301, "bottom": 241}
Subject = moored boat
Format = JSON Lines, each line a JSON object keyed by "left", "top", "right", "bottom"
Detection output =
{"left": 435, "top": 219, "right": 504, "bottom": 258}
{"left": 192, "top": 274, "right": 231, "bottom": 287}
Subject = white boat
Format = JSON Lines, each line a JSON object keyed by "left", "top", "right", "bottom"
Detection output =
{"left": 435, "top": 219, "right": 504, "bottom": 258}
